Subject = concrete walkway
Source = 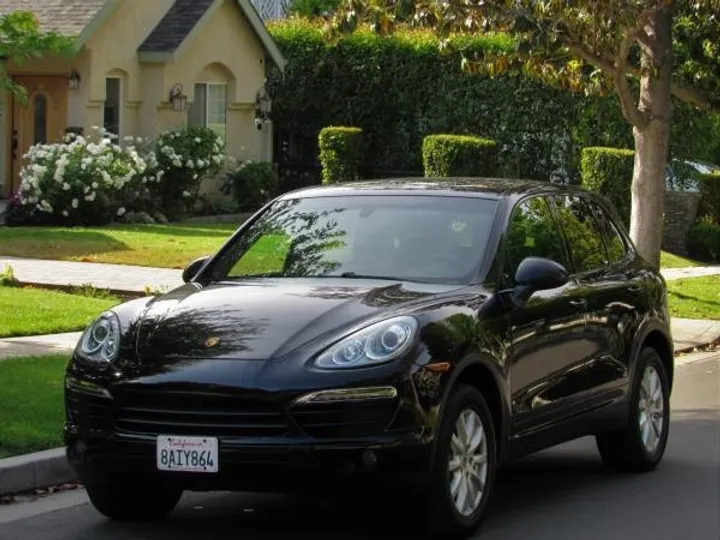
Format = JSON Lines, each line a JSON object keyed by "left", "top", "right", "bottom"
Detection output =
{"left": 0, "top": 256, "right": 183, "bottom": 293}
{"left": 2, "top": 257, "right": 720, "bottom": 294}
{"left": 661, "top": 266, "right": 720, "bottom": 280}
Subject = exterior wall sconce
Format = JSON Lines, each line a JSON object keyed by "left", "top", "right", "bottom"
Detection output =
{"left": 68, "top": 69, "right": 81, "bottom": 90}
{"left": 255, "top": 80, "right": 271, "bottom": 120}
{"left": 169, "top": 84, "right": 187, "bottom": 112}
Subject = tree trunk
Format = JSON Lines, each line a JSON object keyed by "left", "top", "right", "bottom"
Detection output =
{"left": 628, "top": 8, "right": 673, "bottom": 268}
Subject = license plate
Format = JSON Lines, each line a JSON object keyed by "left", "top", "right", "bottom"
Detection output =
{"left": 156, "top": 435, "right": 218, "bottom": 473}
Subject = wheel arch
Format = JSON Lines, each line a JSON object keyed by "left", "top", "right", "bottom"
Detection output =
{"left": 641, "top": 329, "right": 675, "bottom": 393}
{"left": 431, "top": 354, "right": 511, "bottom": 464}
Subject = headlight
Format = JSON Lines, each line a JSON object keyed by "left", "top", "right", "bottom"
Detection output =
{"left": 314, "top": 316, "right": 418, "bottom": 369}
{"left": 78, "top": 311, "right": 121, "bottom": 363}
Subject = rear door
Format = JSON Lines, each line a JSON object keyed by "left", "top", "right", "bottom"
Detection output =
{"left": 503, "top": 195, "right": 591, "bottom": 436}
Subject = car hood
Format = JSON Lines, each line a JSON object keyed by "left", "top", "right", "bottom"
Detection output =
{"left": 135, "top": 278, "right": 463, "bottom": 361}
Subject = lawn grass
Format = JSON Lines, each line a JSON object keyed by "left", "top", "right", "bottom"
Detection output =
{"left": 0, "top": 223, "right": 239, "bottom": 269}
{"left": 668, "top": 275, "right": 720, "bottom": 320}
{"left": 0, "top": 286, "right": 121, "bottom": 338}
{"left": 660, "top": 251, "right": 704, "bottom": 269}
{"left": 0, "top": 355, "right": 67, "bottom": 458}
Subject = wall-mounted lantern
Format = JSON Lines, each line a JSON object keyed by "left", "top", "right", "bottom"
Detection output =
{"left": 169, "top": 84, "right": 187, "bottom": 112}
{"left": 255, "top": 81, "right": 271, "bottom": 120}
{"left": 68, "top": 69, "right": 81, "bottom": 90}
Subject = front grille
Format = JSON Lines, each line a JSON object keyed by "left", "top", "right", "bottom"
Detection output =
{"left": 113, "top": 389, "right": 291, "bottom": 438}
{"left": 66, "top": 391, "right": 115, "bottom": 431}
{"left": 290, "top": 400, "right": 398, "bottom": 438}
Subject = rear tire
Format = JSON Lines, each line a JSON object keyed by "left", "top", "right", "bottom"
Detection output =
{"left": 428, "top": 385, "right": 497, "bottom": 539}
{"left": 596, "top": 347, "right": 670, "bottom": 472}
{"left": 85, "top": 472, "right": 183, "bottom": 521}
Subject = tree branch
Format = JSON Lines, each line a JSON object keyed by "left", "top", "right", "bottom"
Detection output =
{"left": 671, "top": 82, "right": 720, "bottom": 114}
{"left": 612, "top": 25, "right": 649, "bottom": 128}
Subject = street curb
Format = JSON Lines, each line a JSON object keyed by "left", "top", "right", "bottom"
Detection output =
{"left": 15, "top": 280, "right": 148, "bottom": 299}
{"left": 0, "top": 448, "right": 75, "bottom": 497}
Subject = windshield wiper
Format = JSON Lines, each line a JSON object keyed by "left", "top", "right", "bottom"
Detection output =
{"left": 338, "top": 272, "right": 401, "bottom": 280}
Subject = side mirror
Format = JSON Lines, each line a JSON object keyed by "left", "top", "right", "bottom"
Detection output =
{"left": 508, "top": 257, "right": 569, "bottom": 307}
{"left": 182, "top": 256, "right": 210, "bottom": 283}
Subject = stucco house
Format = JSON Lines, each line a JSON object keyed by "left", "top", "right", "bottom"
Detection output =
{"left": 0, "top": 0, "right": 286, "bottom": 198}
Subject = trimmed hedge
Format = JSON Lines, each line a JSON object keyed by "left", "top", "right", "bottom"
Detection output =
{"left": 580, "top": 147, "right": 635, "bottom": 227}
{"left": 422, "top": 134, "right": 498, "bottom": 177}
{"left": 266, "top": 19, "right": 719, "bottom": 184}
{"left": 687, "top": 221, "right": 720, "bottom": 262}
{"left": 318, "top": 126, "right": 363, "bottom": 184}
{"left": 698, "top": 172, "right": 720, "bottom": 224}
{"left": 226, "top": 162, "right": 280, "bottom": 212}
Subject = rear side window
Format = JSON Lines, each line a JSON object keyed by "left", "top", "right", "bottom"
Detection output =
{"left": 550, "top": 195, "right": 607, "bottom": 274}
{"left": 587, "top": 200, "right": 628, "bottom": 264}
{"left": 504, "top": 196, "right": 568, "bottom": 281}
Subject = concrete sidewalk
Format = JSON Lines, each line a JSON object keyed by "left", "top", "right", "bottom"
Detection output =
{"left": 0, "top": 256, "right": 183, "bottom": 294}
{"left": 2, "top": 257, "right": 720, "bottom": 295}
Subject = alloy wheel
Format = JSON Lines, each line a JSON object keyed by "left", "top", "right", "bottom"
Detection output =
{"left": 638, "top": 365, "right": 665, "bottom": 453}
{"left": 448, "top": 408, "right": 488, "bottom": 516}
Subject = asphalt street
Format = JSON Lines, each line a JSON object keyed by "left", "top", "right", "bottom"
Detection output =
{"left": 1, "top": 352, "right": 718, "bottom": 540}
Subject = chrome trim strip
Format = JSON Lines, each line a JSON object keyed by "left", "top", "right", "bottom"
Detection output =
{"left": 292, "top": 386, "right": 398, "bottom": 405}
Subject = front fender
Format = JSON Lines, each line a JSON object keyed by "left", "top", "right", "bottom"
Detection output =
{"left": 420, "top": 352, "right": 511, "bottom": 467}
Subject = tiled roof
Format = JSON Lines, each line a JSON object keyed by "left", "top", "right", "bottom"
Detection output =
{"left": 138, "top": 0, "right": 215, "bottom": 53}
{"left": 0, "top": 0, "right": 106, "bottom": 36}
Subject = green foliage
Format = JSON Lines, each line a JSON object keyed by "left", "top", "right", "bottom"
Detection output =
{"left": 698, "top": 172, "right": 720, "bottom": 225}
{"left": 422, "top": 134, "right": 498, "bottom": 177}
{"left": 226, "top": 161, "right": 280, "bottom": 212}
{"left": 0, "top": 264, "right": 18, "bottom": 287}
{"left": 267, "top": 20, "right": 717, "bottom": 183}
{"left": 0, "top": 12, "right": 74, "bottom": 101}
{"left": 687, "top": 221, "right": 720, "bottom": 262}
{"left": 318, "top": 126, "right": 364, "bottom": 184}
{"left": 288, "top": 0, "right": 341, "bottom": 18}
{"left": 580, "top": 147, "right": 635, "bottom": 228}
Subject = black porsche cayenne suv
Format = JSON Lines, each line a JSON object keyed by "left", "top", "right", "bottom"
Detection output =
{"left": 64, "top": 178, "right": 673, "bottom": 538}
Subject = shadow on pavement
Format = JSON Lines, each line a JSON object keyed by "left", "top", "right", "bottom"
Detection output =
{"left": 78, "top": 412, "right": 719, "bottom": 540}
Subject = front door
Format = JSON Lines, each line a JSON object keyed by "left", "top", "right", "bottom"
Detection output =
{"left": 502, "top": 195, "right": 590, "bottom": 436}
{"left": 10, "top": 75, "right": 68, "bottom": 193}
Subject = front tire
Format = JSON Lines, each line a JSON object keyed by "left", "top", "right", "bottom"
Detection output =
{"left": 428, "top": 385, "right": 497, "bottom": 539}
{"left": 596, "top": 347, "right": 671, "bottom": 472}
{"left": 84, "top": 472, "right": 183, "bottom": 521}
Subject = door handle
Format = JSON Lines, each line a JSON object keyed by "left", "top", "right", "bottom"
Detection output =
{"left": 627, "top": 285, "right": 641, "bottom": 293}
{"left": 569, "top": 298, "right": 587, "bottom": 308}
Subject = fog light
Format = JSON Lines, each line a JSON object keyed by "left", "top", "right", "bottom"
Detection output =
{"left": 65, "top": 376, "right": 113, "bottom": 399}
{"left": 362, "top": 450, "right": 377, "bottom": 467}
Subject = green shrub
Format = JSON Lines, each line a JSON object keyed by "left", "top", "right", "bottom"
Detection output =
{"left": 698, "top": 172, "right": 720, "bottom": 224}
{"left": 318, "top": 126, "right": 363, "bottom": 184}
{"left": 580, "top": 147, "right": 635, "bottom": 227}
{"left": 288, "top": 0, "right": 341, "bottom": 18}
{"left": 422, "top": 134, "right": 498, "bottom": 177}
{"left": 687, "top": 221, "right": 720, "bottom": 262}
{"left": 266, "top": 19, "right": 719, "bottom": 184}
{"left": 226, "top": 161, "right": 280, "bottom": 212}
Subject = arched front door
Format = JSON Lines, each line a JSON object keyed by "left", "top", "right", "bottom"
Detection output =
{"left": 9, "top": 75, "right": 68, "bottom": 194}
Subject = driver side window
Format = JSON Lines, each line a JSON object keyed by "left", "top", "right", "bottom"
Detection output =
{"left": 503, "top": 196, "right": 568, "bottom": 284}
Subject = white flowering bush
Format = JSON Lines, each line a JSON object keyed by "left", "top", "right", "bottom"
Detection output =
{"left": 10, "top": 128, "right": 160, "bottom": 226}
{"left": 7, "top": 125, "right": 227, "bottom": 226}
{"left": 153, "top": 125, "right": 225, "bottom": 218}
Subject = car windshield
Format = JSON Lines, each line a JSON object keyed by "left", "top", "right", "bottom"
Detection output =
{"left": 208, "top": 194, "right": 499, "bottom": 284}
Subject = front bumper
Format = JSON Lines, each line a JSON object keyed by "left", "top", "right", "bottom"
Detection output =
{"left": 64, "top": 369, "right": 435, "bottom": 492}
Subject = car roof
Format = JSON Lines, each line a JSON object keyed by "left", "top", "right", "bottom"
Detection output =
{"left": 278, "top": 177, "right": 586, "bottom": 202}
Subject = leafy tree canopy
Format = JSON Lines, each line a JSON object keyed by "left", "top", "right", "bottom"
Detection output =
{"left": 0, "top": 11, "right": 74, "bottom": 100}
{"left": 329, "top": 1, "right": 719, "bottom": 121}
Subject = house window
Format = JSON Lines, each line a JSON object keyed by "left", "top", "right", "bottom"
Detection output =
{"left": 188, "top": 83, "right": 227, "bottom": 144}
{"left": 103, "top": 77, "right": 122, "bottom": 137}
